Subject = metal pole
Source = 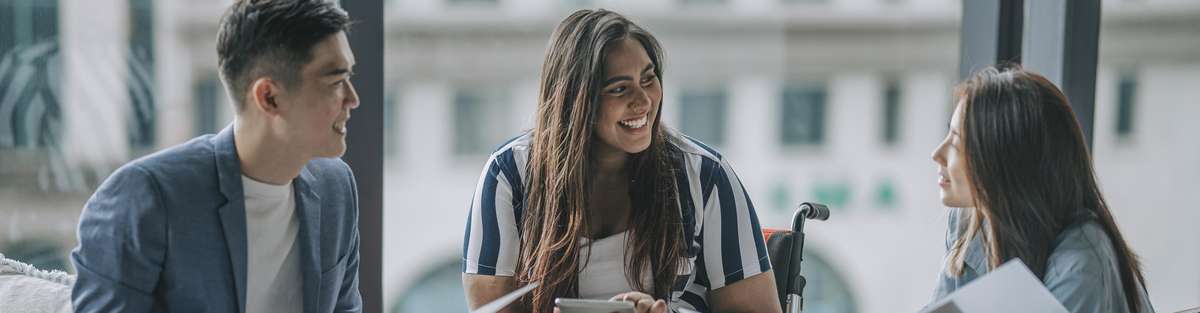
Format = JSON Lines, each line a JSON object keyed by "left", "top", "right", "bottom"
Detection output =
{"left": 959, "top": 0, "right": 1025, "bottom": 80}
{"left": 340, "top": 0, "right": 384, "bottom": 312}
{"left": 1022, "top": 0, "right": 1101, "bottom": 149}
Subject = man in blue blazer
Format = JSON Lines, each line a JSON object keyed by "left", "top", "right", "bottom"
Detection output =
{"left": 70, "top": 1, "right": 362, "bottom": 312}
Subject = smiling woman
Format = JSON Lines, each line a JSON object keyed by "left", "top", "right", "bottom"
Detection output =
{"left": 459, "top": 9, "right": 781, "bottom": 313}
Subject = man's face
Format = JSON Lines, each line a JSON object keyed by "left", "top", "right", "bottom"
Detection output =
{"left": 277, "top": 32, "right": 359, "bottom": 158}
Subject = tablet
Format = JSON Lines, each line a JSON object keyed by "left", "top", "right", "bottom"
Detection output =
{"left": 554, "top": 298, "right": 635, "bottom": 313}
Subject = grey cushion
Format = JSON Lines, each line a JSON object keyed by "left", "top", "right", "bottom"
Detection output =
{"left": 0, "top": 253, "right": 74, "bottom": 313}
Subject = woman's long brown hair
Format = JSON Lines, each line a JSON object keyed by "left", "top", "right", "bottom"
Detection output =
{"left": 947, "top": 66, "right": 1148, "bottom": 312}
{"left": 516, "top": 9, "right": 687, "bottom": 313}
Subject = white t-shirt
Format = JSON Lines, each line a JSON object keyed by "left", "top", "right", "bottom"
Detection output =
{"left": 577, "top": 231, "right": 649, "bottom": 300}
{"left": 241, "top": 175, "right": 303, "bottom": 313}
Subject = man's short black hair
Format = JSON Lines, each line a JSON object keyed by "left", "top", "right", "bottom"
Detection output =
{"left": 217, "top": 0, "right": 351, "bottom": 110}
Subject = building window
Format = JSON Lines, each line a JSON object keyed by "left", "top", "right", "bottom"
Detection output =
{"left": 453, "top": 86, "right": 511, "bottom": 156}
{"left": 881, "top": 80, "right": 901, "bottom": 146}
{"left": 782, "top": 0, "right": 829, "bottom": 4}
{"left": 0, "top": 1, "right": 58, "bottom": 54}
{"left": 780, "top": 84, "right": 827, "bottom": 146}
{"left": 192, "top": 72, "right": 221, "bottom": 136}
{"left": 874, "top": 179, "right": 897, "bottom": 212}
{"left": 0, "top": 0, "right": 61, "bottom": 149}
{"left": 561, "top": 0, "right": 594, "bottom": 9}
{"left": 126, "top": 0, "right": 157, "bottom": 149}
{"left": 447, "top": 0, "right": 499, "bottom": 6}
{"left": 679, "top": 87, "right": 728, "bottom": 146}
{"left": 1115, "top": 71, "right": 1136, "bottom": 139}
{"left": 385, "top": 89, "right": 400, "bottom": 157}
{"left": 811, "top": 180, "right": 850, "bottom": 209}
{"left": 681, "top": 0, "right": 727, "bottom": 6}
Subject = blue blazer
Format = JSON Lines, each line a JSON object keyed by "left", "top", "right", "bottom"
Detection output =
{"left": 70, "top": 125, "right": 362, "bottom": 313}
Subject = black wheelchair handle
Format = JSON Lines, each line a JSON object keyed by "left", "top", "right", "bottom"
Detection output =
{"left": 792, "top": 202, "right": 830, "bottom": 234}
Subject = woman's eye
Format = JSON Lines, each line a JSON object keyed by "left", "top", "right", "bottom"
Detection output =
{"left": 609, "top": 86, "right": 626, "bottom": 94}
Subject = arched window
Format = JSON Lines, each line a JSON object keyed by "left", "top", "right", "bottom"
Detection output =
{"left": 800, "top": 249, "right": 859, "bottom": 313}
{"left": 391, "top": 259, "right": 467, "bottom": 313}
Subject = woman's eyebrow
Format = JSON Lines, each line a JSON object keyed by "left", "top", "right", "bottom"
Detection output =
{"left": 603, "top": 64, "right": 655, "bottom": 86}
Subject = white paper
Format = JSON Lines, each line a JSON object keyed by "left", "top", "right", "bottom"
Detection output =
{"left": 921, "top": 259, "right": 1068, "bottom": 313}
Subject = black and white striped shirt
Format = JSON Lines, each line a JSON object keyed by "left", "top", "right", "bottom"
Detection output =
{"left": 462, "top": 129, "right": 771, "bottom": 312}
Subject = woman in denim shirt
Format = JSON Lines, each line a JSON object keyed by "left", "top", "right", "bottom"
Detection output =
{"left": 929, "top": 66, "right": 1154, "bottom": 313}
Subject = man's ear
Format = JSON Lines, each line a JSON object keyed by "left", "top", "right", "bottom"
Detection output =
{"left": 249, "top": 77, "right": 283, "bottom": 116}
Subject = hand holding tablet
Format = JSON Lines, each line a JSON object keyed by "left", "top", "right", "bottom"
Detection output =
{"left": 555, "top": 291, "right": 669, "bottom": 313}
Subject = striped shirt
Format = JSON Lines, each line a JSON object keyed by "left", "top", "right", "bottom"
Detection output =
{"left": 462, "top": 129, "right": 771, "bottom": 312}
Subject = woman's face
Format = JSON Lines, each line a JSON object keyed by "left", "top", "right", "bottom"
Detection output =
{"left": 932, "top": 100, "right": 976, "bottom": 208}
{"left": 594, "top": 37, "right": 661, "bottom": 155}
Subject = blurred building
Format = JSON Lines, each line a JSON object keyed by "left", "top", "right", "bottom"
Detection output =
{"left": 0, "top": 0, "right": 1197, "bottom": 312}
{"left": 0, "top": 0, "right": 239, "bottom": 290}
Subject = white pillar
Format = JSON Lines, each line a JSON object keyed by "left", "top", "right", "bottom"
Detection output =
{"left": 61, "top": 0, "right": 131, "bottom": 170}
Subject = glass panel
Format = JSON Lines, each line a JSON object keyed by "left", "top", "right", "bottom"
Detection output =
{"left": 390, "top": 259, "right": 469, "bottom": 313}
{"left": 1114, "top": 71, "right": 1136, "bottom": 139}
{"left": 679, "top": 87, "right": 728, "bottom": 146}
{"left": 780, "top": 84, "right": 827, "bottom": 146}
{"left": 192, "top": 71, "right": 221, "bottom": 136}
{"left": 1, "top": 0, "right": 230, "bottom": 273}
{"left": 447, "top": 0, "right": 499, "bottom": 6}
{"left": 800, "top": 249, "right": 858, "bottom": 313}
{"left": 1, "top": 0, "right": 60, "bottom": 149}
{"left": 680, "top": 0, "right": 727, "bottom": 6}
{"left": 126, "top": 0, "right": 156, "bottom": 150}
{"left": 881, "top": 79, "right": 901, "bottom": 146}
{"left": 385, "top": 1, "right": 964, "bottom": 312}
{"left": 1093, "top": 1, "right": 1200, "bottom": 309}
{"left": 453, "top": 86, "right": 513, "bottom": 156}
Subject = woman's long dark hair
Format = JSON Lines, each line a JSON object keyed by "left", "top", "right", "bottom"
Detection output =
{"left": 516, "top": 9, "right": 686, "bottom": 313}
{"left": 947, "top": 66, "right": 1148, "bottom": 312}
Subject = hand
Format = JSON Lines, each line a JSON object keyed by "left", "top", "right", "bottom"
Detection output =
{"left": 610, "top": 291, "right": 668, "bottom": 313}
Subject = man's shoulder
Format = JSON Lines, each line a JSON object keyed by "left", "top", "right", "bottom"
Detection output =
{"left": 125, "top": 134, "right": 220, "bottom": 175}
{"left": 302, "top": 157, "right": 356, "bottom": 202}
{"left": 93, "top": 134, "right": 224, "bottom": 206}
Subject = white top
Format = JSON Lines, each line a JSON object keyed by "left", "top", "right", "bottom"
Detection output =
{"left": 241, "top": 175, "right": 303, "bottom": 313}
{"left": 577, "top": 231, "right": 649, "bottom": 300}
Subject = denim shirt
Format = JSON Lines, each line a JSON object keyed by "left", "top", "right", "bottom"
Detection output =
{"left": 930, "top": 208, "right": 1155, "bottom": 313}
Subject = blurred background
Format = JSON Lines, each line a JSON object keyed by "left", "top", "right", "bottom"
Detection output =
{"left": 1, "top": 0, "right": 1197, "bottom": 312}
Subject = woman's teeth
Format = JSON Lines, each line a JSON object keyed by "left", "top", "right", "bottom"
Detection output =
{"left": 333, "top": 122, "right": 347, "bottom": 135}
{"left": 619, "top": 116, "right": 648, "bottom": 129}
